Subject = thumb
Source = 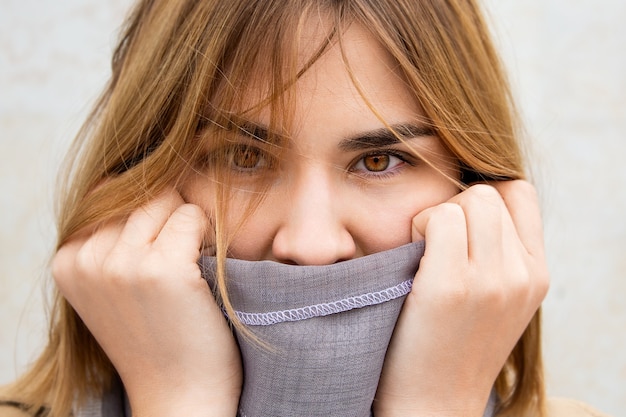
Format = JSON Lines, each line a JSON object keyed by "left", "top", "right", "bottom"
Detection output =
{"left": 411, "top": 205, "right": 438, "bottom": 242}
{"left": 410, "top": 202, "right": 468, "bottom": 266}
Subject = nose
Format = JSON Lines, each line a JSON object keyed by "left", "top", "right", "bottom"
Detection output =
{"left": 271, "top": 167, "right": 356, "bottom": 265}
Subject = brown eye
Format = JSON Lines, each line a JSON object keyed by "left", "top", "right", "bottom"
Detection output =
{"left": 231, "top": 145, "right": 263, "bottom": 169}
{"left": 362, "top": 154, "right": 390, "bottom": 172}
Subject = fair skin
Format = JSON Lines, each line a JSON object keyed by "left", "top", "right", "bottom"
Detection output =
{"left": 52, "top": 23, "right": 548, "bottom": 417}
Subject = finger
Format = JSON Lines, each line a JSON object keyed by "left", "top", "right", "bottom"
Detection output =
{"left": 154, "top": 203, "right": 208, "bottom": 262}
{"left": 446, "top": 184, "right": 505, "bottom": 262}
{"left": 119, "top": 188, "right": 185, "bottom": 247}
{"left": 412, "top": 202, "right": 469, "bottom": 268}
{"left": 53, "top": 223, "right": 123, "bottom": 301}
{"left": 490, "top": 180, "right": 545, "bottom": 256}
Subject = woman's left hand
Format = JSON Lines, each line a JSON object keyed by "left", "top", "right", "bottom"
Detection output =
{"left": 373, "top": 181, "right": 550, "bottom": 417}
{"left": 52, "top": 189, "right": 242, "bottom": 417}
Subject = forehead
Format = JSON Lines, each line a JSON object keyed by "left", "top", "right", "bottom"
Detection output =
{"left": 236, "top": 19, "right": 419, "bottom": 131}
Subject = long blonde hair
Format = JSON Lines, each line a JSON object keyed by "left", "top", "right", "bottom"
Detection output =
{"left": 8, "top": 1, "right": 544, "bottom": 416}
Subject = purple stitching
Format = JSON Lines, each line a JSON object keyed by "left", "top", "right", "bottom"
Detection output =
{"left": 234, "top": 279, "right": 413, "bottom": 326}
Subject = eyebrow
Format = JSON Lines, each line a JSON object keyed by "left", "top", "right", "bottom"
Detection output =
{"left": 338, "top": 124, "right": 437, "bottom": 151}
{"left": 230, "top": 121, "right": 436, "bottom": 149}
{"left": 234, "top": 122, "right": 271, "bottom": 142}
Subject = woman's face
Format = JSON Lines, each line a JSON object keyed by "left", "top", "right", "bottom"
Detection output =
{"left": 183, "top": 24, "right": 459, "bottom": 264}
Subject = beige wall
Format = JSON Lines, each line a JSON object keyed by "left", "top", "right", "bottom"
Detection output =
{"left": 1, "top": 1, "right": 624, "bottom": 415}
{"left": 485, "top": 2, "right": 626, "bottom": 414}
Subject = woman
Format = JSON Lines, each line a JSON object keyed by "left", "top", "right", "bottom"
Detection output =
{"left": 0, "top": 0, "right": 609, "bottom": 416}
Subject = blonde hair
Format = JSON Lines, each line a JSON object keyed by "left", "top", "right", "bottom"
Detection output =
{"left": 8, "top": 1, "right": 544, "bottom": 416}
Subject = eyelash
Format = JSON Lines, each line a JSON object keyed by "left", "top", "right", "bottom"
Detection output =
{"left": 197, "top": 144, "right": 274, "bottom": 174}
{"left": 348, "top": 150, "right": 416, "bottom": 180}
{"left": 199, "top": 145, "right": 417, "bottom": 180}
{"left": 228, "top": 144, "right": 271, "bottom": 173}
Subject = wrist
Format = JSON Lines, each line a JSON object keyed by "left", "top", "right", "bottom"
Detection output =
{"left": 373, "top": 406, "right": 484, "bottom": 417}
{"left": 128, "top": 385, "right": 241, "bottom": 417}
{"left": 372, "top": 394, "right": 488, "bottom": 417}
{"left": 132, "top": 397, "right": 239, "bottom": 417}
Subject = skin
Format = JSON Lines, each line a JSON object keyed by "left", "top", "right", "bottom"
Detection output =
{"left": 185, "top": 23, "right": 459, "bottom": 262}
{"left": 52, "top": 23, "right": 549, "bottom": 417}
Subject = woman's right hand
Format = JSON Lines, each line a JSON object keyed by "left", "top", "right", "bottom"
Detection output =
{"left": 374, "top": 181, "right": 549, "bottom": 417}
{"left": 52, "top": 189, "right": 242, "bottom": 417}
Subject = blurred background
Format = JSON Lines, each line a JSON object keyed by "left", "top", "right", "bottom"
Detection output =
{"left": 1, "top": 0, "right": 624, "bottom": 414}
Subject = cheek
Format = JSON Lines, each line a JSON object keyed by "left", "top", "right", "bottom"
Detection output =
{"left": 181, "top": 169, "right": 460, "bottom": 260}
{"left": 181, "top": 174, "right": 277, "bottom": 260}
{"left": 218, "top": 192, "right": 281, "bottom": 261}
{"left": 227, "top": 226, "right": 275, "bottom": 260}
{"left": 179, "top": 175, "right": 213, "bottom": 213}
{"left": 350, "top": 178, "right": 459, "bottom": 253}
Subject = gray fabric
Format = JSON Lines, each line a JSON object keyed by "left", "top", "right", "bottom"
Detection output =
{"left": 86, "top": 383, "right": 497, "bottom": 417}
{"left": 102, "top": 377, "right": 127, "bottom": 417}
{"left": 74, "top": 377, "right": 126, "bottom": 417}
{"left": 80, "top": 240, "right": 498, "bottom": 417}
{"left": 74, "top": 396, "right": 102, "bottom": 417}
{"left": 200, "top": 242, "right": 425, "bottom": 417}
{"left": 485, "top": 389, "right": 498, "bottom": 417}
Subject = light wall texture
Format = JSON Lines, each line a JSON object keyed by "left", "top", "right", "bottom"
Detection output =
{"left": 1, "top": 1, "right": 624, "bottom": 415}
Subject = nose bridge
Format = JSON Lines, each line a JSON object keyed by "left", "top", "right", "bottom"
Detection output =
{"left": 272, "top": 161, "right": 355, "bottom": 265}
{"left": 292, "top": 162, "right": 334, "bottom": 222}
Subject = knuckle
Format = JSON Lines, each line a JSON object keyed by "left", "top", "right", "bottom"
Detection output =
{"left": 169, "top": 203, "right": 207, "bottom": 232}
{"left": 534, "top": 267, "right": 551, "bottom": 299}
{"left": 176, "top": 203, "right": 205, "bottom": 221}
{"left": 101, "top": 259, "right": 125, "bottom": 284}
{"left": 140, "top": 249, "right": 194, "bottom": 284}
{"left": 501, "top": 179, "right": 539, "bottom": 203}
{"left": 512, "top": 179, "right": 537, "bottom": 196}
{"left": 482, "top": 287, "right": 507, "bottom": 311}
{"left": 509, "top": 266, "right": 549, "bottom": 308}
{"left": 51, "top": 247, "right": 72, "bottom": 287}
{"left": 467, "top": 184, "right": 502, "bottom": 207}
{"left": 511, "top": 268, "right": 532, "bottom": 296}
{"left": 469, "top": 183, "right": 500, "bottom": 199}
{"left": 101, "top": 250, "right": 134, "bottom": 285}
{"left": 473, "top": 272, "right": 507, "bottom": 307}
{"left": 138, "top": 252, "right": 166, "bottom": 281}
{"left": 431, "top": 202, "right": 464, "bottom": 223}
{"left": 74, "top": 243, "right": 97, "bottom": 277}
{"left": 464, "top": 184, "right": 503, "bottom": 217}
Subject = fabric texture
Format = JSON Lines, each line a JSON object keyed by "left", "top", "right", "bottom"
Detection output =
{"left": 200, "top": 242, "right": 426, "bottom": 417}
{"left": 70, "top": 241, "right": 507, "bottom": 417}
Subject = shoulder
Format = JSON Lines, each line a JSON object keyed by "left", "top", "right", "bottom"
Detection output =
{"left": 545, "top": 397, "right": 612, "bottom": 417}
